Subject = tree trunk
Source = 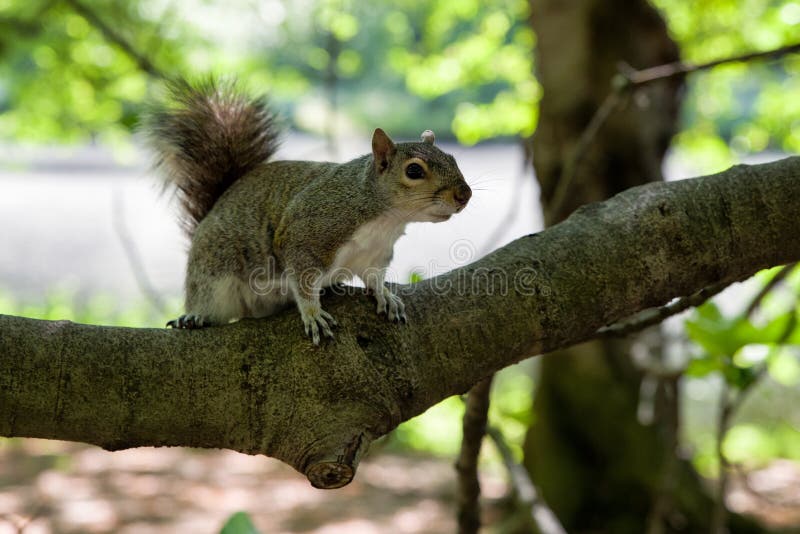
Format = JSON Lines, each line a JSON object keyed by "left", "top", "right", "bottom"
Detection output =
{"left": 524, "top": 1, "right": 759, "bottom": 531}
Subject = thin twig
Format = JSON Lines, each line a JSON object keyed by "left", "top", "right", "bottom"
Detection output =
{"left": 547, "top": 88, "right": 627, "bottom": 221}
{"left": 62, "top": 0, "right": 170, "bottom": 81}
{"left": 0, "top": 0, "right": 56, "bottom": 37}
{"left": 644, "top": 374, "right": 681, "bottom": 534}
{"left": 549, "top": 41, "right": 800, "bottom": 222}
{"left": 745, "top": 263, "right": 796, "bottom": 318}
{"left": 322, "top": 30, "right": 340, "bottom": 159}
{"left": 479, "top": 158, "right": 532, "bottom": 256}
{"left": 0, "top": 17, "right": 41, "bottom": 35}
{"left": 628, "top": 42, "right": 800, "bottom": 85}
{"left": 486, "top": 426, "right": 567, "bottom": 534}
{"left": 711, "top": 365, "right": 768, "bottom": 533}
{"left": 711, "top": 382, "right": 734, "bottom": 534}
{"left": 597, "top": 280, "right": 731, "bottom": 338}
{"left": 636, "top": 265, "right": 795, "bottom": 530}
{"left": 111, "top": 188, "right": 169, "bottom": 316}
{"left": 455, "top": 376, "right": 493, "bottom": 534}
{"left": 711, "top": 276, "right": 798, "bottom": 531}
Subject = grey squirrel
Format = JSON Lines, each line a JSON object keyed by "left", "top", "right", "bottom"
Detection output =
{"left": 145, "top": 80, "right": 472, "bottom": 344}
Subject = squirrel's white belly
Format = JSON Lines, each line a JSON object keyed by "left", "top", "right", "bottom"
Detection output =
{"left": 325, "top": 213, "right": 407, "bottom": 286}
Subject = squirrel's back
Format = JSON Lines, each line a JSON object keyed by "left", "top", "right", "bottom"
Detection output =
{"left": 144, "top": 80, "right": 281, "bottom": 236}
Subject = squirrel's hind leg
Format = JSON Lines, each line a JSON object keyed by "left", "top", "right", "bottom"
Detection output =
{"left": 169, "top": 274, "right": 250, "bottom": 329}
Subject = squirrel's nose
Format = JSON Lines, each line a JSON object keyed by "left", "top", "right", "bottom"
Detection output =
{"left": 453, "top": 183, "right": 472, "bottom": 207}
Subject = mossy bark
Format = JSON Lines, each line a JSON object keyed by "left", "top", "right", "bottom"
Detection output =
{"left": 2, "top": 157, "right": 800, "bottom": 490}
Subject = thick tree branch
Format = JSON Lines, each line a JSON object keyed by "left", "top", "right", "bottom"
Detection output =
{"left": 2, "top": 157, "right": 799, "bottom": 489}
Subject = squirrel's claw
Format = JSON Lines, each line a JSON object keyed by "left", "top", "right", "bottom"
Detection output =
{"left": 301, "top": 307, "right": 337, "bottom": 345}
{"left": 167, "top": 314, "right": 206, "bottom": 329}
{"left": 322, "top": 310, "right": 339, "bottom": 327}
{"left": 376, "top": 289, "right": 407, "bottom": 324}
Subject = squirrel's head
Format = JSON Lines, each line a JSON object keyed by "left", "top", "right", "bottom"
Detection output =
{"left": 371, "top": 128, "right": 472, "bottom": 223}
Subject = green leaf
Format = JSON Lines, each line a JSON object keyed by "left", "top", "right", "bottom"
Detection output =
{"left": 684, "top": 302, "right": 737, "bottom": 356}
{"left": 686, "top": 305, "right": 795, "bottom": 359}
{"left": 220, "top": 512, "right": 260, "bottom": 534}
{"left": 732, "top": 343, "right": 771, "bottom": 367}
{"left": 685, "top": 355, "right": 723, "bottom": 378}
{"left": 750, "top": 311, "right": 795, "bottom": 343}
{"left": 695, "top": 301, "right": 724, "bottom": 322}
{"left": 722, "top": 424, "right": 778, "bottom": 465}
{"left": 722, "top": 364, "right": 758, "bottom": 390}
{"left": 768, "top": 346, "right": 800, "bottom": 386}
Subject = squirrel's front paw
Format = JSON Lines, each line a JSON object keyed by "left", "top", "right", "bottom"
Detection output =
{"left": 299, "top": 305, "right": 338, "bottom": 345}
{"left": 167, "top": 314, "right": 207, "bottom": 329}
{"left": 375, "top": 287, "right": 407, "bottom": 323}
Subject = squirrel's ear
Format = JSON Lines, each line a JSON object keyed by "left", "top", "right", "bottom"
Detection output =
{"left": 372, "top": 128, "right": 396, "bottom": 174}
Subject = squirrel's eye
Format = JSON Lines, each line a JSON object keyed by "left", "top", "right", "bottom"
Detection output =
{"left": 405, "top": 163, "right": 425, "bottom": 179}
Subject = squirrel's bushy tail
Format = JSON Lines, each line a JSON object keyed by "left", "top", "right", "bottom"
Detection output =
{"left": 144, "top": 79, "right": 280, "bottom": 235}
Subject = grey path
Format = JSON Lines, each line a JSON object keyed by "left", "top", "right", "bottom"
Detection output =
{"left": 0, "top": 135, "right": 541, "bottom": 308}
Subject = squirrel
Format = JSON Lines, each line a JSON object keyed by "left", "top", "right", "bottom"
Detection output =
{"left": 144, "top": 80, "right": 472, "bottom": 344}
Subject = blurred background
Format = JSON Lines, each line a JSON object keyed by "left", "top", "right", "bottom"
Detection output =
{"left": 0, "top": 0, "right": 799, "bottom": 532}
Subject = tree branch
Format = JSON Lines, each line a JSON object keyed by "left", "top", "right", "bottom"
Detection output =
{"left": 111, "top": 189, "right": 169, "bottom": 316}
{"left": 62, "top": 0, "right": 169, "bottom": 81}
{"left": 455, "top": 377, "right": 493, "bottom": 534}
{"left": 486, "top": 427, "right": 566, "bottom": 534}
{"left": 2, "top": 157, "right": 800, "bottom": 489}
{"left": 627, "top": 42, "right": 800, "bottom": 85}
{"left": 713, "top": 292, "right": 798, "bottom": 530}
{"left": 745, "top": 262, "right": 796, "bottom": 318}
{"left": 597, "top": 280, "right": 731, "bottom": 337}
{"left": 549, "top": 41, "right": 800, "bottom": 220}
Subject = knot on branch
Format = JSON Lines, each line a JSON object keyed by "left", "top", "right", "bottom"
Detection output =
{"left": 306, "top": 462, "right": 355, "bottom": 489}
{"left": 302, "top": 432, "right": 369, "bottom": 489}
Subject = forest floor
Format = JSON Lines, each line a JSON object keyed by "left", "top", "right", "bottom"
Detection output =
{"left": 1, "top": 439, "right": 800, "bottom": 533}
{"left": 0, "top": 438, "right": 507, "bottom": 534}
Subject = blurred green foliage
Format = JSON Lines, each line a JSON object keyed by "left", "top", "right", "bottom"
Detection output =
{"left": 0, "top": 0, "right": 193, "bottom": 145}
{"left": 0, "top": 0, "right": 536, "bottom": 145}
{"left": 683, "top": 266, "right": 800, "bottom": 476}
{"left": 652, "top": 0, "right": 800, "bottom": 172}
{"left": 1, "top": 0, "right": 798, "bottom": 152}
{"left": 685, "top": 266, "right": 800, "bottom": 387}
{"left": 2, "top": 0, "right": 800, "bottom": 484}
{"left": 390, "top": 361, "right": 534, "bottom": 459}
{"left": 0, "top": 286, "right": 174, "bottom": 328}
{"left": 1, "top": 0, "right": 798, "bottom": 151}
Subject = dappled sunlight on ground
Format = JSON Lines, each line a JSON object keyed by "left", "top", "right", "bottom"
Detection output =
{"left": 728, "top": 460, "right": 800, "bottom": 526}
{"left": 3, "top": 438, "right": 800, "bottom": 531}
{"left": 0, "top": 438, "right": 497, "bottom": 533}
